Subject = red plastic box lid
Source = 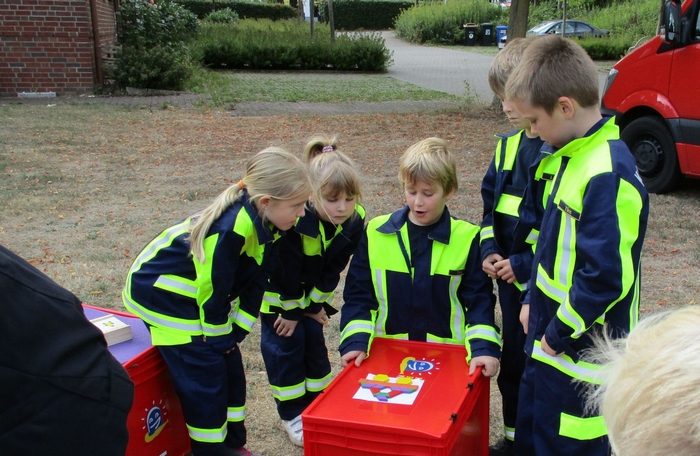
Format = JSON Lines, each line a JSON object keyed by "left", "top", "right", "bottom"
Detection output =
{"left": 303, "top": 338, "right": 481, "bottom": 439}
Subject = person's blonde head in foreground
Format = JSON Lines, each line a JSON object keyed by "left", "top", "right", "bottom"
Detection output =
{"left": 585, "top": 306, "right": 700, "bottom": 456}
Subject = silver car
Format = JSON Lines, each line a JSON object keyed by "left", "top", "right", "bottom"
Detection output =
{"left": 526, "top": 20, "right": 609, "bottom": 39}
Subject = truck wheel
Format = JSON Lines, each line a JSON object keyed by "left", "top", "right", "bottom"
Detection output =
{"left": 621, "top": 116, "right": 681, "bottom": 193}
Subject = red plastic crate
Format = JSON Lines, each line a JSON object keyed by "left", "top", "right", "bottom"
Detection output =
{"left": 302, "top": 338, "right": 489, "bottom": 456}
{"left": 83, "top": 305, "right": 191, "bottom": 456}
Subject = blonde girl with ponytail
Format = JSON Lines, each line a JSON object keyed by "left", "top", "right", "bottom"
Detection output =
{"left": 123, "top": 147, "right": 311, "bottom": 456}
{"left": 260, "top": 136, "right": 365, "bottom": 447}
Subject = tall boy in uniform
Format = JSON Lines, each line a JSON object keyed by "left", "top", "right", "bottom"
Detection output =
{"left": 504, "top": 35, "right": 649, "bottom": 455}
{"left": 480, "top": 37, "right": 545, "bottom": 456}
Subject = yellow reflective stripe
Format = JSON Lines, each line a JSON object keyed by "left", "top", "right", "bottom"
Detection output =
{"left": 227, "top": 406, "right": 245, "bottom": 422}
{"left": 480, "top": 225, "right": 494, "bottom": 241}
{"left": 559, "top": 412, "right": 607, "bottom": 440}
{"left": 536, "top": 265, "right": 567, "bottom": 303}
{"left": 446, "top": 275, "right": 466, "bottom": 342}
{"left": 494, "top": 193, "right": 522, "bottom": 217}
{"left": 426, "top": 333, "right": 460, "bottom": 344}
{"left": 308, "top": 287, "right": 333, "bottom": 304}
{"left": 465, "top": 324, "right": 502, "bottom": 346}
{"left": 526, "top": 228, "right": 539, "bottom": 245}
{"left": 122, "top": 288, "right": 203, "bottom": 333}
{"left": 379, "top": 332, "right": 409, "bottom": 340}
{"left": 128, "top": 220, "right": 190, "bottom": 275}
{"left": 373, "top": 268, "right": 389, "bottom": 336}
{"left": 531, "top": 340, "right": 603, "bottom": 384}
{"left": 186, "top": 422, "right": 227, "bottom": 443}
{"left": 340, "top": 319, "right": 374, "bottom": 343}
{"left": 504, "top": 426, "right": 515, "bottom": 441}
{"left": 306, "top": 373, "right": 332, "bottom": 392}
{"left": 231, "top": 306, "right": 255, "bottom": 332}
{"left": 263, "top": 292, "right": 305, "bottom": 311}
{"left": 555, "top": 209, "right": 576, "bottom": 287}
{"left": 556, "top": 294, "right": 587, "bottom": 339}
{"left": 302, "top": 234, "right": 322, "bottom": 256}
{"left": 513, "top": 280, "right": 527, "bottom": 292}
{"left": 154, "top": 274, "right": 198, "bottom": 298}
{"left": 615, "top": 179, "right": 644, "bottom": 321}
{"left": 270, "top": 381, "right": 306, "bottom": 401}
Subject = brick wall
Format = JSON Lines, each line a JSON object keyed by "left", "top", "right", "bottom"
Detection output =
{"left": 0, "top": 0, "right": 117, "bottom": 97}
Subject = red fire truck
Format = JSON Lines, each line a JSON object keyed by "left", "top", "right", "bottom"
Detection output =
{"left": 601, "top": 0, "right": 700, "bottom": 193}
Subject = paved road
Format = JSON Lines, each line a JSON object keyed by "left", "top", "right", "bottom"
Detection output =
{"left": 382, "top": 30, "right": 609, "bottom": 103}
{"left": 382, "top": 31, "right": 496, "bottom": 103}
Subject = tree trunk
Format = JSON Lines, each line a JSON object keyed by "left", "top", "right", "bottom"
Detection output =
{"left": 507, "top": 0, "right": 530, "bottom": 40}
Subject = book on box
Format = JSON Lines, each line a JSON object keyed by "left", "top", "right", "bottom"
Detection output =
{"left": 89, "top": 314, "right": 133, "bottom": 346}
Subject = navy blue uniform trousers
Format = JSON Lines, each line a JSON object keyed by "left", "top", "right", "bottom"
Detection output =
{"left": 260, "top": 313, "right": 330, "bottom": 420}
{"left": 496, "top": 279, "right": 526, "bottom": 437}
{"left": 158, "top": 339, "right": 246, "bottom": 456}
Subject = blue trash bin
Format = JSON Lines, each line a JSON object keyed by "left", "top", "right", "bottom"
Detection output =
{"left": 496, "top": 25, "right": 508, "bottom": 48}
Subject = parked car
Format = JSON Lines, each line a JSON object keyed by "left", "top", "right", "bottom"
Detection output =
{"left": 526, "top": 20, "right": 609, "bottom": 39}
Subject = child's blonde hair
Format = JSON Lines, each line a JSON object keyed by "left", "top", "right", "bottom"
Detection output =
{"left": 584, "top": 306, "right": 700, "bottom": 456}
{"left": 505, "top": 35, "right": 599, "bottom": 114}
{"left": 488, "top": 37, "right": 533, "bottom": 99}
{"left": 398, "top": 137, "right": 457, "bottom": 195}
{"left": 303, "top": 135, "right": 338, "bottom": 163}
{"left": 189, "top": 147, "right": 311, "bottom": 262}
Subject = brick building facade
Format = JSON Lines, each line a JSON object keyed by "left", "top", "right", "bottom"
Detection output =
{"left": 0, "top": 0, "right": 118, "bottom": 96}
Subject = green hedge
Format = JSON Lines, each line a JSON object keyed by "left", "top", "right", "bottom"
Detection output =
{"left": 318, "top": 0, "right": 413, "bottom": 30}
{"left": 394, "top": 0, "right": 502, "bottom": 44}
{"left": 175, "top": 0, "right": 296, "bottom": 20}
{"left": 192, "top": 20, "right": 392, "bottom": 71}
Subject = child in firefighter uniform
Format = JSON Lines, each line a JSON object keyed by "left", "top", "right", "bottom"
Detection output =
{"left": 480, "top": 37, "right": 545, "bottom": 455}
{"left": 339, "top": 137, "right": 501, "bottom": 378}
{"left": 260, "top": 137, "right": 365, "bottom": 447}
{"left": 122, "top": 148, "right": 311, "bottom": 456}
{"left": 505, "top": 36, "right": 649, "bottom": 456}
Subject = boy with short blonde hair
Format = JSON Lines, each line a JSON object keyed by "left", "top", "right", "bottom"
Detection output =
{"left": 481, "top": 37, "right": 545, "bottom": 455}
{"left": 340, "top": 137, "right": 501, "bottom": 377}
{"left": 504, "top": 35, "right": 649, "bottom": 456}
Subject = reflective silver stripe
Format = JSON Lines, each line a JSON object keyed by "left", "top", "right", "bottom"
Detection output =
{"left": 201, "top": 321, "right": 232, "bottom": 336}
{"left": 306, "top": 374, "right": 332, "bottom": 392}
{"left": 340, "top": 320, "right": 374, "bottom": 341}
{"left": 465, "top": 325, "right": 501, "bottom": 344}
{"left": 186, "top": 423, "right": 227, "bottom": 443}
{"left": 262, "top": 294, "right": 280, "bottom": 305}
{"left": 308, "top": 288, "right": 333, "bottom": 304}
{"left": 122, "top": 289, "right": 202, "bottom": 333}
{"left": 374, "top": 268, "right": 388, "bottom": 336}
{"left": 558, "top": 213, "right": 574, "bottom": 286}
{"left": 130, "top": 221, "right": 190, "bottom": 274}
{"left": 480, "top": 226, "right": 494, "bottom": 239}
{"left": 531, "top": 341, "right": 603, "bottom": 384}
{"left": 536, "top": 268, "right": 567, "bottom": 302}
{"left": 449, "top": 275, "right": 465, "bottom": 341}
{"left": 526, "top": 229, "right": 539, "bottom": 245}
{"left": 504, "top": 426, "right": 515, "bottom": 441}
{"left": 227, "top": 407, "right": 245, "bottom": 421}
{"left": 557, "top": 295, "right": 586, "bottom": 338}
{"left": 154, "top": 275, "right": 197, "bottom": 296}
{"left": 270, "top": 382, "right": 306, "bottom": 400}
{"left": 232, "top": 308, "right": 255, "bottom": 332}
{"left": 262, "top": 293, "right": 304, "bottom": 310}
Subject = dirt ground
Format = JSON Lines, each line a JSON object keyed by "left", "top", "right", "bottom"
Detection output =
{"left": 2, "top": 98, "right": 700, "bottom": 455}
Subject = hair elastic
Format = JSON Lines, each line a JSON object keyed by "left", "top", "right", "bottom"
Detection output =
{"left": 237, "top": 179, "right": 246, "bottom": 189}
{"left": 322, "top": 145, "right": 336, "bottom": 153}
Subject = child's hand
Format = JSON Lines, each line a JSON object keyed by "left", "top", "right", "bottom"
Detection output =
{"left": 541, "top": 335, "right": 559, "bottom": 356}
{"left": 305, "top": 309, "right": 330, "bottom": 326}
{"left": 482, "top": 253, "right": 504, "bottom": 279}
{"left": 274, "top": 315, "right": 298, "bottom": 337}
{"left": 494, "top": 258, "right": 515, "bottom": 283}
{"left": 469, "top": 356, "right": 500, "bottom": 377}
{"left": 341, "top": 350, "right": 367, "bottom": 368}
{"left": 520, "top": 303, "right": 530, "bottom": 334}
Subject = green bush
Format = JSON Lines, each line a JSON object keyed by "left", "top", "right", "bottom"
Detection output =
{"left": 192, "top": 19, "right": 392, "bottom": 71}
{"left": 116, "top": 0, "right": 198, "bottom": 46}
{"left": 394, "top": 0, "right": 502, "bottom": 44}
{"left": 113, "top": 0, "right": 197, "bottom": 90}
{"left": 318, "top": 0, "right": 414, "bottom": 30}
{"left": 175, "top": 0, "right": 296, "bottom": 20}
{"left": 113, "top": 44, "right": 195, "bottom": 90}
{"left": 578, "top": 35, "right": 634, "bottom": 60}
{"left": 204, "top": 7, "right": 240, "bottom": 23}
